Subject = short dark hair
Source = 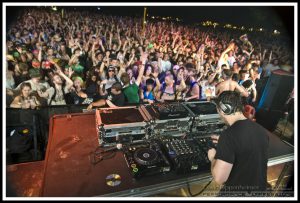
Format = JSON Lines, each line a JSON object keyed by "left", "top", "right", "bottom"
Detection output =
{"left": 111, "top": 82, "right": 122, "bottom": 91}
{"left": 146, "top": 78, "right": 155, "bottom": 86}
{"left": 223, "top": 69, "right": 233, "bottom": 79}
{"left": 242, "top": 80, "right": 253, "bottom": 89}
{"left": 232, "top": 73, "right": 239, "bottom": 82}
{"left": 214, "top": 91, "right": 244, "bottom": 114}
{"left": 221, "top": 64, "right": 228, "bottom": 68}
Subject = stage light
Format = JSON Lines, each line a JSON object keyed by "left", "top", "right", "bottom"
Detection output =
{"left": 52, "top": 6, "right": 57, "bottom": 11}
{"left": 259, "top": 28, "right": 263, "bottom": 31}
{"left": 97, "top": 7, "right": 101, "bottom": 11}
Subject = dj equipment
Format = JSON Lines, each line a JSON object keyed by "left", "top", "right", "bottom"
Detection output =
{"left": 149, "top": 102, "right": 189, "bottom": 120}
{"left": 96, "top": 106, "right": 152, "bottom": 147}
{"left": 257, "top": 71, "right": 294, "bottom": 111}
{"left": 143, "top": 103, "right": 193, "bottom": 137}
{"left": 159, "top": 136, "right": 212, "bottom": 174}
{"left": 184, "top": 101, "right": 227, "bottom": 134}
{"left": 123, "top": 140, "right": 171, "bottom": 179}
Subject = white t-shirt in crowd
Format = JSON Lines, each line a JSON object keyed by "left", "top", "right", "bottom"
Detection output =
{"left": 228, "top": 56, "right": 236, "bottom": 67}
{"left": 46, "top": 86, "right": 70, "bottom": 105}
{"left": 161, "top": 60, "right": 172, "bottom": 72}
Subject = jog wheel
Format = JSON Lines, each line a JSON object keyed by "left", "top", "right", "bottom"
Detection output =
{"left": 133, "top": 148, "right": 158, "bottom": 166}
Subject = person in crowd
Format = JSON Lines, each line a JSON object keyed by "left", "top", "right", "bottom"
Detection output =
{"left": 241, "top": 79, "right": 257, "bottom": 106}
{"left": 156, "top": 72, "right": 186, "bottom": 102}
{"left": 10, "top": 82, "right": 40, "bottom": 109}
{"left": 120, "top": 53, "right": 147, "bottom": 104}
{"left": 67, "top": 76, "right": 90, "bottom": 105}
{"left": 87, "top": 82, "right": 125, "bottom": 109}
{"left": 215, "top": 69, "right": 249, "bottom": 97}
{"left": 184, "top": 68, "right": 200, "bottom": 101}
{"left": 140, "top": 75, "right": 161, "bottom": 104}
{"left": 37, "top": 62, "right": 73, "bottom": 105}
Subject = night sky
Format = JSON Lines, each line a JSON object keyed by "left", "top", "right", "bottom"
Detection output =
{"left": 6, "top": 6, "right": 294, "bottom": 38}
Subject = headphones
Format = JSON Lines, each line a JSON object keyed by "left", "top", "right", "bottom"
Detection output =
{"left": 218, "top": 101, "right": 234, "bottom": 115}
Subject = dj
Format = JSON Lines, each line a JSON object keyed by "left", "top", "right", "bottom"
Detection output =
{"left": 208, "top": 91, "right": 269, "bottom": 196}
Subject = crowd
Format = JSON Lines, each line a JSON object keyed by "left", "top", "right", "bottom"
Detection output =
{"left": 5, "top": 8, "right": 294, "bottom": 110}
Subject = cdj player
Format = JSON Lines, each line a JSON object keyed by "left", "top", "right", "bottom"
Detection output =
{"left": 184, "top": 101, "right": 227, "bottom": 135}
{"left": 142, "top": 103, "right": 193, "bottom": 137}
{"left": 95, "top": 106, "right": 152, "bottom": 147}
{"left": 123, "top": 140, "right": 171, "bottom": 179}
{"left": 145, "top": 102, "right": 190, "bottom": 120}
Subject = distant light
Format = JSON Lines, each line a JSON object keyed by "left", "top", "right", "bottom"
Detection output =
{"left": 259, "top": 28, "right": 263, "bottom": 31}
{"left": 144, "top": 21, "right": 147, "bottom": 24}
{"left": 52, "top": 6, "right": 57, "bottom": 11}
{"left": 151, "top": 16, "right": 155, "bottom": 19}
{"left": 274, "top": 30, "right": 280, "bottom": 35}
{"left": 97, "top": 7, "right": 100, "bottom": 10}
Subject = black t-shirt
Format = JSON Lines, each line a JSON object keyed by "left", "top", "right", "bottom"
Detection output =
{"left": 215, "top": 119, "right": 269, "bottom": 196}
{"left": 109, "top": 92, "right": 125, "bottom": 107}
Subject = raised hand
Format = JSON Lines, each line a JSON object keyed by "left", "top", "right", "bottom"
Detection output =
{"left": 140, "top": 52, "right": 148, "bottom": 64}
{"left": 228, "top": 42, "right": 235, "bottom": 50}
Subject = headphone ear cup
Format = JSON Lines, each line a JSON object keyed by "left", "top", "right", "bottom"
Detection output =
{"left": 219, "top": 102, "right": 233, "bottom": 115}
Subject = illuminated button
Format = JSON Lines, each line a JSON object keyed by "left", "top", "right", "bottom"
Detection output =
{"left": 22, "top": 129, "right": 29, "bottom": 134}
{"left": 133, "top": 168, "right": 138, "bottom": 173}
{"left": 131, "top": 164, "right": 136, "bottom": 168}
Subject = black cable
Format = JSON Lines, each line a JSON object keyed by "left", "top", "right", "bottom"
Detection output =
{"left": 89, "top": 146, "right": 117, "bottom": 165}
{"left": 186, "top": 179, "right": 213, "bottom": 197}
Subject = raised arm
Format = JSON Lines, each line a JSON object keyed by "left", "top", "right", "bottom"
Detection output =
{"left": 51, "top": 61, "right": 74, "bottom": 90}
{"left": 135, "top": 53, "right": 147, "bottom": 86}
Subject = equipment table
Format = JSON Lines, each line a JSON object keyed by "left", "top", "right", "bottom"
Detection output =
{"left": 9, "top": 112, "right": 293, "bottom": 197}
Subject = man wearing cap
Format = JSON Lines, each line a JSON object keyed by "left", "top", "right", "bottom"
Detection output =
{"left": 99, "top": 65, "right": 120, "bottom": 96}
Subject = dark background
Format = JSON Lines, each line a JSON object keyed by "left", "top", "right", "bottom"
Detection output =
{"left": 6, "top": 6, "right": 294, "bottom": 40}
